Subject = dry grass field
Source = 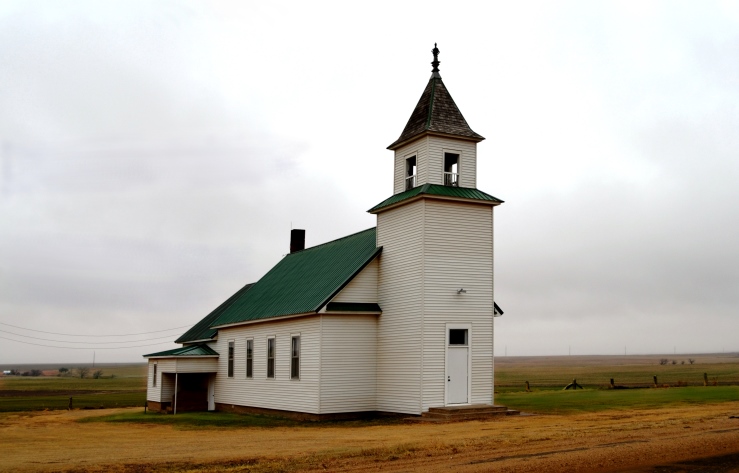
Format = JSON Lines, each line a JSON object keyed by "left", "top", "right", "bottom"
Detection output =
{"left": 2, "top": 404, "right": 739, "bottom": 472}
{"left": 1, "top": 354, "right": 737, "bottom": 472}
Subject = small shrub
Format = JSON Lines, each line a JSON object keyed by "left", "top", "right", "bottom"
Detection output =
{"left": 21, "top": 371, "right": 31, "bottom": 376}
{"left": 659, "top": 359, "right": 668, "bottom": 365}
{"left": 77, "top": 367, "right": 90, "bottom": 379}
{"left": 92, "top": 370, "right": 103, "bottom": 379}
{"left": 688, "top": 359, "right": 695, "bottom": 365}
{"left": 671, "top": 360, "right": 677, "bottom": 365}
{"left": 681, "top": 360, "right": 685, "bottom": 365}
{"left": 30, "top": 369, "right": 42, "bottom": 376}
{"left": 58, "top": 367, "right": 69, "bottom": 374}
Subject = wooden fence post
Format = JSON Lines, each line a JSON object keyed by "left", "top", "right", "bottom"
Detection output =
{"left": 703, "top": 373, "right": 708, "bottom": 386}
{"left": 525, "top": 381, "right": 531, "bottom": 392}
{"left": 653, "top": 375, "right": 658, "bottom": 387}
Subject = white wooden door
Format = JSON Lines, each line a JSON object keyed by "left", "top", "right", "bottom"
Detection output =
{"left": 447, "top": 346, "right": 469, "bottom": 404}
{"left": 207, "top": 375, "right": 215, "bottom": 411}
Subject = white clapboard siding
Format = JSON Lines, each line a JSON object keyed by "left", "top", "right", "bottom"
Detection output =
{"left": 319, "top": 314, "right": 377, "bottom": 412}
{"left": 146, "top": 360, "right": 161, "bottom": 402}
{"left": 421, "top": 200, "right": 494, "bottom": 409}
{"left": 425, "top": 136, "right": 477, "bottom": 188}
{"left": 393, "top": 138, "right": 427, "bottom": 194}
{"left": 147, "top": 359, "right": 176, "bottom": 402}
{"left": 376, "top": 199, "right": 425, "bottom": 414}
{"left": 146, "top": 358, "right": 175, "bottom": 402}
{"left": 331, "top": 258, "right": 378, "bottom": 303}
{"left": 212, "top": 316, "right": 321, "bottom": 414}
{"left": 174, "top": 358, "right": 218, "bottom": 373}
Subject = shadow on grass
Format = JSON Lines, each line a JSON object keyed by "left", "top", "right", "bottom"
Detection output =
{"left": 79, "top": 410, "right": 406, "bottom": 429}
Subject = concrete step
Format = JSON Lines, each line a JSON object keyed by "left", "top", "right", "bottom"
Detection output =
{"left": 415, "top": 404, "right": 518, "bottom": 423}
{"left": 427, "top": 405, "right": 508, "bottom": 416}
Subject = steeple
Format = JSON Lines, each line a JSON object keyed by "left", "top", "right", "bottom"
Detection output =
{"left": 387, "top": 44, "right": 484, "bottom": 150}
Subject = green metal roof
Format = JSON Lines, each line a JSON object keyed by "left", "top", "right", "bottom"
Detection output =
{"left": 144, "top": 344, "right": 219, "bottom": 358}
{"left": 368, "top": 184, "right": 504, "bottom": 213}
{"left": 175, "top": 283, "right": 255, "bottom": 343}
{"left": 210, "top": 227, "right": 381, "bottom": 327}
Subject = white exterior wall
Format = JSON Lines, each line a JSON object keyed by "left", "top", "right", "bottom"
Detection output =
{"left": 147, "top": 359, "right": 175, "bottom": 402}
{"left": 212, "top": 316, "right": 321, "bottom": 414}
{"left": 393, "top": 137, "right": 428, "bottom": 194}
{"left": 376, "top": 199, "right": 425, "bottom": 414}
{"left": 421, "top": 200, "right": 494, "bottom": 409}
{"left": 331, "top": 258, "right": 378, "bottom": 303}
{"left": 426, "top": 136, "right": 477, "bottom": 188}
{"left": 174, "top": 358, "right": 218, "bottom": 373}
{"left": 393, "top": 136, "right": 477, "bottom": 193}
{"left": 319, "top": 314, "right": 377, "bottom": 412}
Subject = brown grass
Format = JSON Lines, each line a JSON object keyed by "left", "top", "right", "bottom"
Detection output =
{"left": 2, "top": 404, "right": 739, "bottom": 472}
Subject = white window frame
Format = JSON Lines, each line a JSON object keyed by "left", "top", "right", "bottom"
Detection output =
{"left": 152, "top": 362, "right": 157, "bottom": 387}
{"left": 290, "top": 334, "right": 301, "bottom": 380}
{"left": 444, "top": 323, "right": 472, "bottom": 406}
{"left": 227, "top": 340, "right": 235, "bottom": 378}
{"left": 245, "top": 338, "right": 253, "bottom": 379}
{"left": 442, "top": 148, "right": 462, "bottom": 186}
{"left": 266, "top": 336, "right": 276, "bottom": 379}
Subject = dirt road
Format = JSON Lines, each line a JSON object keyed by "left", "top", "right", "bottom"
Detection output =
{"left": 2, "top": 404, "right": 739, "bottom": 472}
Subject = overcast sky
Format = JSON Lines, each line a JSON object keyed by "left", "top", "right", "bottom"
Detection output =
{"left": 1, "top": 1, "right": 738, "bottom": 364}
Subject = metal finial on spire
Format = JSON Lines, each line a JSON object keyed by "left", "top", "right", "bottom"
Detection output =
{"left": 431, "top": 43, "right": 440, "bottom": 73}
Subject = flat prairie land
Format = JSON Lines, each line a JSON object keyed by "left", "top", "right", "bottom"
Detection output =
{"left": 0, "top": 363, "right": 147, "bottom": 411}
{"left": 1, "top": 355, "right": 738, "bottom": 472}
{"left": 495, "top": 353, "right": 739, "bottom": 391}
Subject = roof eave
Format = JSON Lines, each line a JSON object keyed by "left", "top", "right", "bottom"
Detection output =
{"left": 144, "top": 354, "right": 219, "bottom": 359}
{"left": 369, "top": 193, "right": 502, "bottom": 214}
{"left": 211, "top": 311, "right": 320, "bottom": 330}
{"left": 387, "top": 130, "right": 485, "bottom": 151}
{"left": 179, "top": 338, "right": 216, "bottom": 345}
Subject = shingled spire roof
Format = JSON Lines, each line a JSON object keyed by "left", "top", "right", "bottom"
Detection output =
{"left": 387, "top": 44, "right": 484, "bottom": 150}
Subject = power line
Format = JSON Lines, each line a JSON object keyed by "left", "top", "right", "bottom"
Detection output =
{"left": 0, "top": 321, "right": 193, "bottom": 337}
{"left": 0, "top": 335, "right": 176, "bottom": 350}
{"left": 0, "top": 329, "right": 177, "bottom": 344}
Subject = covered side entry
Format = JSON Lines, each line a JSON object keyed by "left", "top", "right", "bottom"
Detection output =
{"left": 144, "top": 344, "right": 219, "bottom": 413}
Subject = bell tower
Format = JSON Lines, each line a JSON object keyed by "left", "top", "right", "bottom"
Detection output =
{"left": 369, "top": 45, "right": 503, "bottom": 414}
{"left": 387, "top": 44, "right": 485, "bottom": 194}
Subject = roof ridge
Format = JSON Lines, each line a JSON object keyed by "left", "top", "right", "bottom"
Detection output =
{"left": 425, "top": 77, "right": 437, "bottom": 130}
{"left": 290, "top": 226, "right": 376, "bottom": 254}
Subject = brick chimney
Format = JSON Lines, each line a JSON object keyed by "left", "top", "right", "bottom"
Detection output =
{"left": 290, "top": 229, "right": 305, "bottom": 253}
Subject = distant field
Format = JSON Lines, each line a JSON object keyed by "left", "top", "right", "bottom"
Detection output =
{"left": 494, "top": 353, "right": 739, "bottom": 414}
{"left": 495, "top": 353, "right": 739, "bottom": 391}
{"left": 2, "top": 355, "right": 738, "bottom": 413}
{"left": 0, "top": 363, "right": 147, "bottom": 412}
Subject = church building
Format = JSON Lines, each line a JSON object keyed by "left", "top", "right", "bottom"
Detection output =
{"left": 144, "top": 45, "right": 504, "bottom": 418}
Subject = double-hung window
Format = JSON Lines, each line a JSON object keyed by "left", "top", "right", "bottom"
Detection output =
{"left": 267, "top": 337, "right": 275, "bottom": 378}
{"left": 152, "top": 363, "right": 157, "bottom": 387}
{"left": 227, "top": 341, "right": 235, "bottom": 378}
{"left": 246, "top": 339, "right": 253, "bottom": 378}
{"left": 291, "top": 336, "right": 300, "bottom": 380}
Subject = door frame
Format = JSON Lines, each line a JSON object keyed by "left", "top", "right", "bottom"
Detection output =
{"left": 444, "top": 323, "right": 472, "bottom": 406}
